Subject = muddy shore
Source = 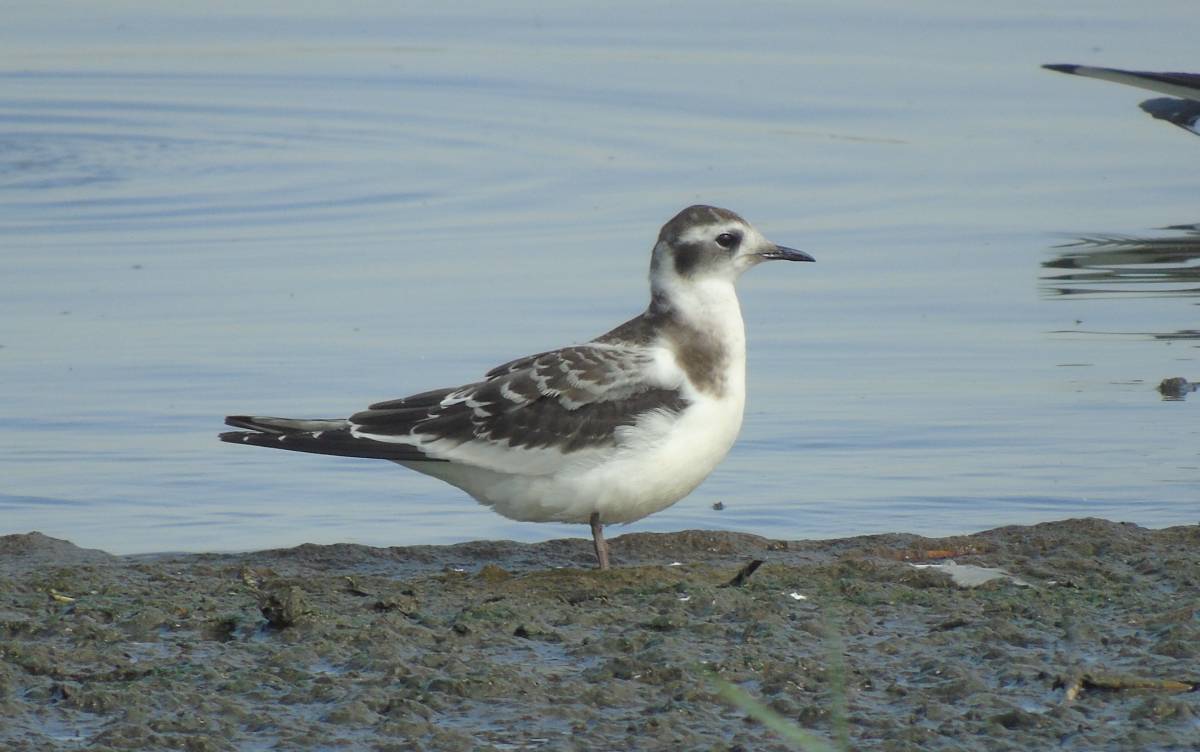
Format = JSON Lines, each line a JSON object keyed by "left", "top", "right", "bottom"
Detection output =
{"left": 1, "top": 518, "right": 1197, "bottom": 750}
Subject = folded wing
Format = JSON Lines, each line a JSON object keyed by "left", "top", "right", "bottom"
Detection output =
{"left": 222, "top": 344, "right": 689, "bottom": 472}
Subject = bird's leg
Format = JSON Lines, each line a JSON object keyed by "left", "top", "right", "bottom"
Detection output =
{"left": 589, "top": 512, "right": 610, "bottom": 570}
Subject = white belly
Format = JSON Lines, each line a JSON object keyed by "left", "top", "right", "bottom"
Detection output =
{"left": 400, "top": 390, "right": 745, "bottom": 525}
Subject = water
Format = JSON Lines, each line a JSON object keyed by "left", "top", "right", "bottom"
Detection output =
{"left": 2, "top": 1, "right": 1196, "bottom": 554}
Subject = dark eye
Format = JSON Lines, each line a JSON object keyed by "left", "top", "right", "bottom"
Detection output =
{"left": 715, "top": 232, "right": 739, "bottom": 249}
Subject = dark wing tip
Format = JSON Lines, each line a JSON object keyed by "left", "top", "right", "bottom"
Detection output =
{"left": 1043, "top": 63, "right": 1081, "bottom": 75}
{"left": 219, "top": 427, "right": 443, "bottom": 462}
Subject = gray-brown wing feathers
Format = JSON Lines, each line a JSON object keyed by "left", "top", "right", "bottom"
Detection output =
{"left": 350, "top": 345, "right": 688, "bottom": 454}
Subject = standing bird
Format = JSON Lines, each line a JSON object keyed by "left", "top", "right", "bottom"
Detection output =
{"left": 220, "top": 205, "right": 814, "bottom": 568}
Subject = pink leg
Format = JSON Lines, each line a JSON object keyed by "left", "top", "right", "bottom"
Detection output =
{"left": 589, "top": 512, "right": 610, "bottom": 569}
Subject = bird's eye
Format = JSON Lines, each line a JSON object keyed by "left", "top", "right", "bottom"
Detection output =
{"left": 715, "top": 232, "right": 739, "bottom": 249}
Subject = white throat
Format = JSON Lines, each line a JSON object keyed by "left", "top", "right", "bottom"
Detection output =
{"left": 651, "top": 274, "right": 748, "bottom": 402}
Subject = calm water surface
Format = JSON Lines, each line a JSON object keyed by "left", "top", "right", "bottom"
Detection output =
{"left": 2, "top": 2, "right": 1196, "bottom": 554}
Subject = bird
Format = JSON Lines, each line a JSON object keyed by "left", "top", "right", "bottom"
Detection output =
{"left": 220, "top": 205, "right": 814, "bottom": 569}
{"left": 1043, "top": 64, "right": 1200, "bottom": 138}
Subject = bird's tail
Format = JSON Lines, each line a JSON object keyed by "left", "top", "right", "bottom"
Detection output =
{"left": 220, "top": 415, "right": 438, "bottom": 461}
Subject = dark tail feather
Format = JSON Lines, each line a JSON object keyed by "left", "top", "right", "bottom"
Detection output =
{"left": 220, "top": 416, "right": 442, "bottom": 462}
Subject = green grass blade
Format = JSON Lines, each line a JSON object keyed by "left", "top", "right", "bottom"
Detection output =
{"left": 709, "top": 673, "right": 840, "bottom": 752}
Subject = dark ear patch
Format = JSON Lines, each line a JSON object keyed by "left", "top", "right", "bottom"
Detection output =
{"left": 673, "top": 241, "right": 703, "bottom": 277}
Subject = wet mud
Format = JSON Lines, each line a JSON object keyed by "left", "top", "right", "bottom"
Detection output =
{"left": 1, "top": 519, "right": 1197, "bottom": 750}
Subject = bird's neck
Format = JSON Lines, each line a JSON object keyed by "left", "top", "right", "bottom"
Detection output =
{"left": 649, "top": 278, "right": 746, "bottom": 399}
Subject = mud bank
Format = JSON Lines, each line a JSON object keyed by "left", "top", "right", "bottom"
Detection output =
{"left": 1, "top": 519, "right": 1197, "bottom": 751}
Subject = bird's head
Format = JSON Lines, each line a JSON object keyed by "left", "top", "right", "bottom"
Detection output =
{"left": 649, "top": 205, "right": 813, "bottom": 294}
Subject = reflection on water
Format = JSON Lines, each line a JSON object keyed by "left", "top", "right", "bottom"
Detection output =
{"left": 1043, "top": 227, "right": 1200, "bottom": 401}
{"left": 1042, "top": 227, "right": 1200, "bottom": 301}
